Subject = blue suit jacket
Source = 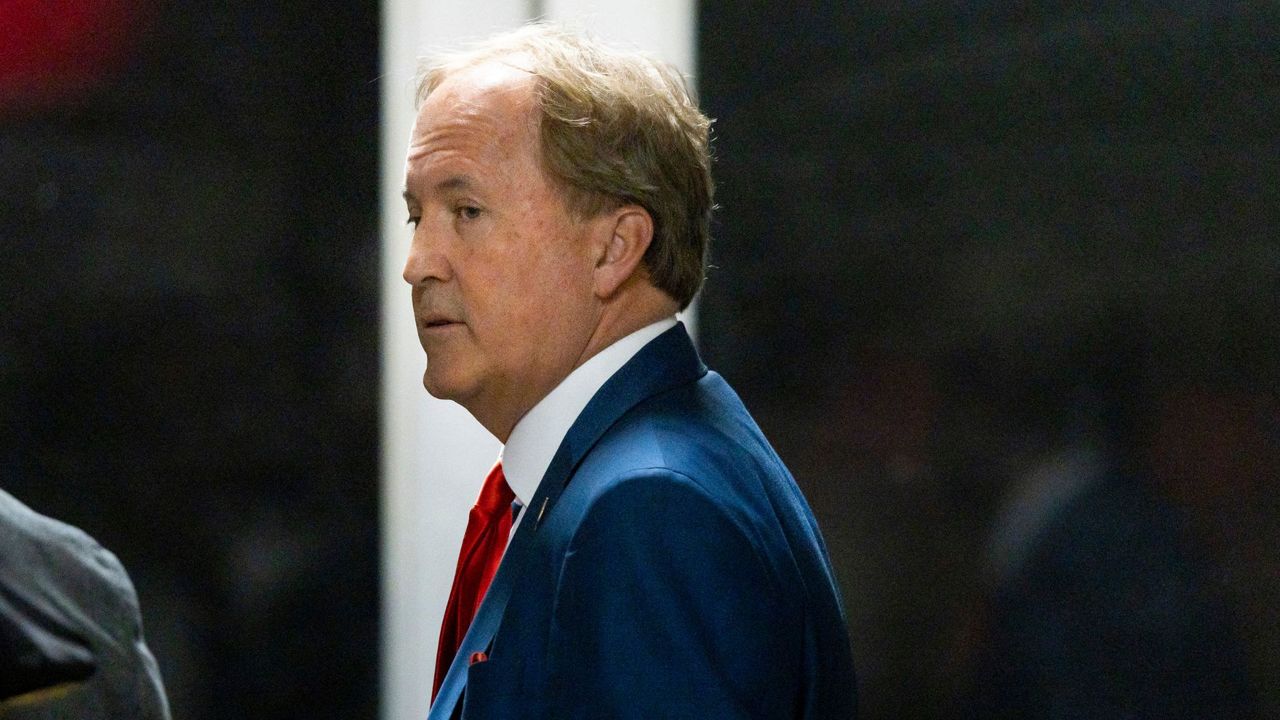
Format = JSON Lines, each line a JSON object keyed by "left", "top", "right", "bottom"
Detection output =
{"left": 430, "top": 324, "right": 856, "bottom": 719}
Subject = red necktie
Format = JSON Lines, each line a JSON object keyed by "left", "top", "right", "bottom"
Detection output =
{"left": 432, "top": 461, "right": 515, "bottom": 702}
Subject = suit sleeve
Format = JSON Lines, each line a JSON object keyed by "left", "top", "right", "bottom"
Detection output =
{"left": 544, "top": 469, "right": 802, "bottom": 719}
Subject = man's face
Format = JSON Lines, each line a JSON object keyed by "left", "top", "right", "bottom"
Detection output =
{"left": 401, "top": 62, "right": 601, "bottom": 436}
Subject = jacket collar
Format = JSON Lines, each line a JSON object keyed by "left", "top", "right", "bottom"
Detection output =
{"left": 502, "top": 317, "right": 677, "bottom": 508}
{"left": 535, "top": 320, "right": 705, "bottom": 514}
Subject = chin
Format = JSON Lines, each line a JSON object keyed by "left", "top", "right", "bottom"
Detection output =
{"left": 421, "top": 365, "right": 471, "bottom": 403}
{"left": 421, "top": 369, "right": 449, "bottom": 400}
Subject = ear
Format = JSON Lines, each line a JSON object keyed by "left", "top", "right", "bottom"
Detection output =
{"left": 592, "top": 205, "right": 654, "bottom": 299}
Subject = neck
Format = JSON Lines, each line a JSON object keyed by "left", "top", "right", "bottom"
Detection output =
{"left": 479, "top": 284, "right": 678, "bottom": 442}
{"left": 573, "top": 283, "right": 679, "bottom": 376}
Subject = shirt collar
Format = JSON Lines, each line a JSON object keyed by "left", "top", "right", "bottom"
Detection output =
{"left": 502, "top": 317, "right": 678, "bottom": 506}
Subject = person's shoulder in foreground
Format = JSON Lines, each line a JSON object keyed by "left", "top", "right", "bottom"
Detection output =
{"left": 0, "top": 488, "right": 171, "bottom": 720}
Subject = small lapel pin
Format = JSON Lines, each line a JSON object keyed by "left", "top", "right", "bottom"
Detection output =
{"left": 535, "top": 497, "right": 549, "bottom": 527}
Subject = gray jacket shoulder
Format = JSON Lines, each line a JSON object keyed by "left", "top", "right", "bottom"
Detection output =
{"left": 0, "top": 490, "right": 171, "bottom": 720}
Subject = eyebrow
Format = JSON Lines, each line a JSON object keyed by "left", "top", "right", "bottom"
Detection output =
{"left": 438, "top": 175, "right": 476, "bottom": 192}
{"left": 402, "top": 175, "right": 478, "bottom": 204}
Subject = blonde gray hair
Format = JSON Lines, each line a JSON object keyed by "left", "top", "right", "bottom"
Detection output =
{"left": 416, "top": 24, "right": 714, "bottom": 309}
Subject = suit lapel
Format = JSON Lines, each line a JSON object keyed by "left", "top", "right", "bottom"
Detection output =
{"left": 427, "top": 323, "right": 705, "bottom": 719}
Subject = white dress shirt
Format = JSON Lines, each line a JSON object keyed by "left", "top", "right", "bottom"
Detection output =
{"left": 501, "top": 317, "right": 677, "bottom": 536}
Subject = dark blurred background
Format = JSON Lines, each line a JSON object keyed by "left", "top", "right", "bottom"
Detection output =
{"left": 699, "top": 1, "right": 1278, "bottom": 718}
{"left": 2, "top": 1, "right": 1277, "bottom": 719}
{"left": 1, "top": 0, "right": 381, "bottom": 717}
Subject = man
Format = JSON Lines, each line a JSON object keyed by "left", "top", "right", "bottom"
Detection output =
{"left": 0, "top": 489, "right": 171, "bottom": 719}
{"left": 401, "top": 24, "right": 856, "bottom": 719}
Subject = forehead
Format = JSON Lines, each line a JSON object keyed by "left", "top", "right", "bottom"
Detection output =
{"left": 405, "top": 61, "right": 539, "bottom": 176}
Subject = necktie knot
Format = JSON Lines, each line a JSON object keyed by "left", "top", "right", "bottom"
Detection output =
{"left": 475, "top": 461, "right": 515, "bottom": 516}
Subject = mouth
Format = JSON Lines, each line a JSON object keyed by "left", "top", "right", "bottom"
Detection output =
{"left": 419, "top": 315, "right": 464, "bottom": 331}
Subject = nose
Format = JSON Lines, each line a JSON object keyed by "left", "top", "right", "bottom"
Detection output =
{"left": 401, "top": 221, "right": 452, "bottom": 286}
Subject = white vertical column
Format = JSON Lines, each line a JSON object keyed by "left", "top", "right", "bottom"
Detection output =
{"left": 542, "top": 0, "right": 696, "bottom": 71}
{"left": 380, "top": 4, "right": 528, "bottom": 720}
{"left": 380, "top": 2, "right": 698, "bottom": 719}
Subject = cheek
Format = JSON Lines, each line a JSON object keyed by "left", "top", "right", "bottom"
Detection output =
{"left": 463, "top": 216, "right": 595, "bottom": 334}
{"left": 510, "top": 229, "right": 592, "bottom": 299}
{"left": 535, "top": 247, "right": 594, "bottom": 314}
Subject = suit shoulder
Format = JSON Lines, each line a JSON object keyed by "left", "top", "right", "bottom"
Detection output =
{"left": 2, "top": 491, "right": 130, "bottom": 579}
{"left": 604, "top": 373, "right": 777, "bottom": 462}
{"left": 0, "top": 491, "right": 142, "bottom": 630}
